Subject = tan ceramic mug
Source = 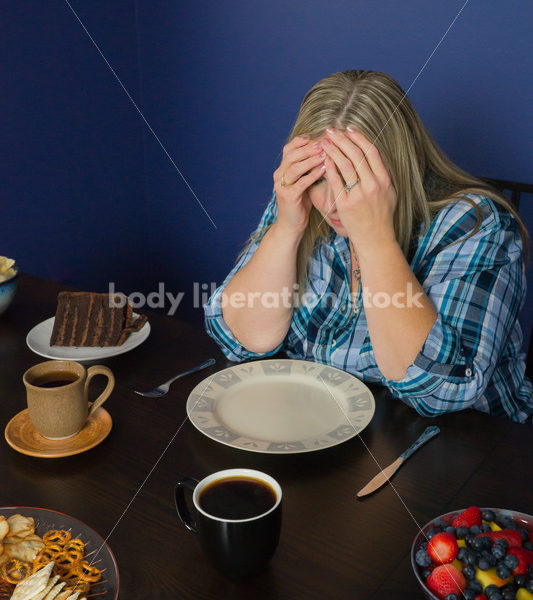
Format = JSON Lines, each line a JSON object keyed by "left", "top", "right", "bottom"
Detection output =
{"left": 23, "top": 360, "right": 115, "bottom": 440}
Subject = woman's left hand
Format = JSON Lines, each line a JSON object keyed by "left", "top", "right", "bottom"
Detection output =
{"left": 322, "top": 128, "right": 398, "bottom": 253}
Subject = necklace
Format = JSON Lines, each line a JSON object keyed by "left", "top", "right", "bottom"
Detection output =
{"left": 349, "top": 240, "right": 361, "bottom": 280}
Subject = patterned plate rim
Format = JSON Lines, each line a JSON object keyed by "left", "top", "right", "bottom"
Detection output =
{"left": 186, "top": 358, "right": 375, "bottom": 454}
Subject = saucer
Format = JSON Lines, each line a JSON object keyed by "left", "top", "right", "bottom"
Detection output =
{"left": 4, "top": 407, "right": 112, "bottom": 458}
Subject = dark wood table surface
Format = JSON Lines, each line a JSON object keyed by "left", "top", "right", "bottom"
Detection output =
{"left": 1, "top": 274, "right": 532, "bottom": 599}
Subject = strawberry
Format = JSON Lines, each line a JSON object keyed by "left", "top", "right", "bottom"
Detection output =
{"left": 476, "top": 528, "right": 523, "bottom": 548}
{"left": 507, "top": 547, "right": 533, "bottom": 575}
{"left": 427, "top": 532, "right": 459, "bottom": 564}
{"left": 452, "top": 506, "right": 482, "bottom": 528}
{"left": 426, "top": 564, "right": 466, "bottom": 600}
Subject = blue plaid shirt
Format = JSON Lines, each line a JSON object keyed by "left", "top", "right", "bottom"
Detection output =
{"left": 204, "top": 192, "right": 533, "bottom": 423}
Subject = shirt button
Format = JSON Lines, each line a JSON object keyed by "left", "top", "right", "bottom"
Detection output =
{"left": 465, "top": 367, "right": 472, "bottom": 377}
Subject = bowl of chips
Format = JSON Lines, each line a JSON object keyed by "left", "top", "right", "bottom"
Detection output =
{"left": 0, "top": 256, "right": 18, "bottom": 316}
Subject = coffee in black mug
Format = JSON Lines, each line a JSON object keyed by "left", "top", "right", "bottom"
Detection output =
{"left": 175, "top": 468, "right": 282, "bottom": 578}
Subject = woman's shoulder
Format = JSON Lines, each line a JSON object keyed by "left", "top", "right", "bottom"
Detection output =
{"left": 422, "top": 193, "right": 519, "bottom": 249}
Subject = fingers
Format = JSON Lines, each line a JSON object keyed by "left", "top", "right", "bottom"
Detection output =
{"left": 294, "top": 162, "right": 327, "bottom": 190}
{"left": 283, "top": 151, "right": 325, "bottom": 186}
{"left": 275, "top": 136, "right": 323, "bottom": 187}
{"left": 324, "top": 129, "right": 373, "bottom": 185}
{"left": 345, "top": 128, "right": 390, "bottom": 183}
{"left": 322, "top": 136, "right": 359, "bottom": 188}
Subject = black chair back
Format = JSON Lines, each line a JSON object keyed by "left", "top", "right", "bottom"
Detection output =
{"left": 480, "top": 177, "right": 533, "bottom": 380}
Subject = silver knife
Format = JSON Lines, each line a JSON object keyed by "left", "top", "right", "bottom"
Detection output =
{"left": 357, "top": 426, "right": 440, "bottom": 498}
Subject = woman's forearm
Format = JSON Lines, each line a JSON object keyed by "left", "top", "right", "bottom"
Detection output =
{"left": 356, "top": 240, "right": 438, "bottom": 381}
{"left": 222, "top": 222, "right": 303, "bottom": 353}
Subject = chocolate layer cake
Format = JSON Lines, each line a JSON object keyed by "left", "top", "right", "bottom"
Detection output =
{"left": 50, "top": 291, "right": 148, "bottom": 347}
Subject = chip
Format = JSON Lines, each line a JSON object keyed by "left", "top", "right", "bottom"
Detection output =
{"left": 4, "top": 535, "right": 44, "bottom": 563}
{"left": 0, "top": 518, "right": 8, "bottom": 542}
{"left": 0, "top": 256, "right": 16, "bottom": 283}
{"left": 6, "top": 516, "right": 34, "bottom": 540}
{"left": 10, "top": 561, "right": 54, "bottom": 600}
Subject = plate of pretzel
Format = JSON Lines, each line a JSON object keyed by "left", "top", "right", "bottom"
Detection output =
{"left": 0, "top": 507, "right": 118, "bottom": 599}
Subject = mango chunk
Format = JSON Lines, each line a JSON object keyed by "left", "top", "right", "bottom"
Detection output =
{"left": 452, "top": 559, "right": 463, "bottom": 571}
{"left": 457, "top": 539, "right": 467, "bottom": 548}
{"left": 475, "top": 566, "right": 511, "bottom": 590}
{"left": 517, "top": 589, "right": 533, "bottom": 600}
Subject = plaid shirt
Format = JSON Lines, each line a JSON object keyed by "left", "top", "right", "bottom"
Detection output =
{"left": 204, "top": 191, "right": 533, "bottom": 423}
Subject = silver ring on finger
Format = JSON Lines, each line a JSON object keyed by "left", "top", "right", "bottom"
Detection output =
{"left": 344, "top": 178, "right": 359, "bottom": 192}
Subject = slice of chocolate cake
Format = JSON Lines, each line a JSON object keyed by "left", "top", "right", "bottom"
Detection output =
{"left": 50, "top": 291, "right": 148, "bottom": 347}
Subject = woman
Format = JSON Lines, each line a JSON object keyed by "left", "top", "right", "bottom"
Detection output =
{"left": 203, "top": 70, "right": 533, "bottom": 423}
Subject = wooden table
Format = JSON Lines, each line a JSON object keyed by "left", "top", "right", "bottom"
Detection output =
{"left": 1, "top": 274, "right": 532, "bottom": 599}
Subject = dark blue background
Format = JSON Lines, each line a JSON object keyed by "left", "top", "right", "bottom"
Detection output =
{"left": 2, "top": 1, "right": 532, "bottom": 341}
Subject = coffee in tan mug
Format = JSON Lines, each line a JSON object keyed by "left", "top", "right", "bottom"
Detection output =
{"left": 23, "top": 360, "right": 115, "bottom": 440}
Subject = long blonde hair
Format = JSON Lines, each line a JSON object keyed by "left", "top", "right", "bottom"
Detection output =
{"left": 239, "top": 70, "right": 529, "bottom": 294}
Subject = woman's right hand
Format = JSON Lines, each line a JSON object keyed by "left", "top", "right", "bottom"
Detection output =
{"left": 273, "top": 136, "right": 326, "bottom": 236}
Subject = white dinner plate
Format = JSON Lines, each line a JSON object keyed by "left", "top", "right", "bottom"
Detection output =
{"left": 186, "top": 359, "right": 375, "bottom": 454}
{"left": 26, "top": 314, "right": 150, "bottom": 362}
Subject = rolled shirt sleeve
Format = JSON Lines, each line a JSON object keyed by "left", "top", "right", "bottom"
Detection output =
{"left": 203, "top": 191, "right": 285, "bottom": 362}
{"left": 383, "top": 196, "right": 528, "bottom": 417}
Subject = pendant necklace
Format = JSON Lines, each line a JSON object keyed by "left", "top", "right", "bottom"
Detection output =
{"left": 349, "top": 240, "right": 361, "bottom": 280}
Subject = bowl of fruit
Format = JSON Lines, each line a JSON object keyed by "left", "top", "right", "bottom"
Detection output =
{"left": 411, "top": 506, "right": 533, "bottom": 600}
{"left": 0, "top": 256, "right": 18, "bottom": 316}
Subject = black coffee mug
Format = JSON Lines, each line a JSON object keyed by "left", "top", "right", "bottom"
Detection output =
{"left": 175, "top": 468, "right": 282, "bottom": 578}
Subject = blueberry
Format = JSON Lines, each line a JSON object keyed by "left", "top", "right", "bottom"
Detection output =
{"left": 457, "top": 547, "right": 467, "bottom": 562}
{"left": 470, "top": 525, "right": 482, "bottom": 535}
{"left": 524, "top": 541, "right": 533, "bottom": 551}
{"left": 504, "top": 553, "right": 519, "bottom": 570}
{"left": 462, "top": 564, "right": 476, "bottom": 580}
{"left": 426, "top": 528, "right": 440, "bottom": 539}
{"left": 480, "top": 536, "right": 494, "bottom": 550}
{"left": 421, "top": 568, "right": 433, "bottom": 580}
{"left": 492, "top": 543, "right": 507, "bottom": 559}
{"left": 501, "top": 584, "right": 517, "bottom": 600}
{"left": 486, "top": 586, "right": 503, "bottom": 600}
{"left": 456, "top": 526, "right": 469, "bottom": 538}
{"left": 496, "top": 563, "right": 511, "bottom": 579}
{"left": 478, "top": 557, "right": 492, "bottom": 570}
{"left": 513, "top": 574, "right": 526, "bottom": 587}
{"left": 527, "top": 580, "right": 533, "bottom": 594}
{"left": 481, "top": 523, "right": 493, "bottom": 533}
{"left": 528, "top": 563, "right": 533, "bottom": 578}
{"left": 462, "top": 590, "right": 475, "bottom": 600}
{"left": 415, "top": 548, "right": 432, "bottom": 567}
{"left": 482, "top": 509, "right": 496, "bottom": 522}
{"left": 445, "top": 526, "right": 457, "bottom": 535}
{"left": 518, "top": 526, "right": 529, "bottom": 542}
{"left": 465, "top": 549, "right": 478, "bottom": 565}
{"left": 434, "top": 519, "right": 448, "bottom": 529}
{"left": 444, "top": 594, "right": 460, "bottom": 600}
{"left": 468, "top": 580, "right": 483, "bottom": 594}
{"left": 496, "top": 538, "right": 509, "bottom": 552}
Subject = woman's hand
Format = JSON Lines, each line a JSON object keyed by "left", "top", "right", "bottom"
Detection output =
{"left": 322, "top": 128, "right": 397, "bottom": 253}
{"left": 273, "top": 136, "right": 326, "bottom": 236}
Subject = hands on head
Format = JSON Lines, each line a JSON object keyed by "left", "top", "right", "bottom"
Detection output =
{"left": 274, "top": 128, "right": 397, "bottom": 252}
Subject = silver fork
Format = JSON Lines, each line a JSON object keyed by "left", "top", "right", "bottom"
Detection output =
{"left": 134, "top": 358, "right": 216, "bottom": 397}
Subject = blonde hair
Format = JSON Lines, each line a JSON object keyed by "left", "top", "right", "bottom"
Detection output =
{"left": 239, "top": 70, "right": 529, "bottom": 294}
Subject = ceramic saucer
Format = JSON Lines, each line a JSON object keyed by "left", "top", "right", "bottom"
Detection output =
{"left": 4, "top": 407, "right": 112, "bottom": 458}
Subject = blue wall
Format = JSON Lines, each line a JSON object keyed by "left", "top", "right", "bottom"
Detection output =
{"left": 2, "top": 1, "right": 533, "bottom": 338}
